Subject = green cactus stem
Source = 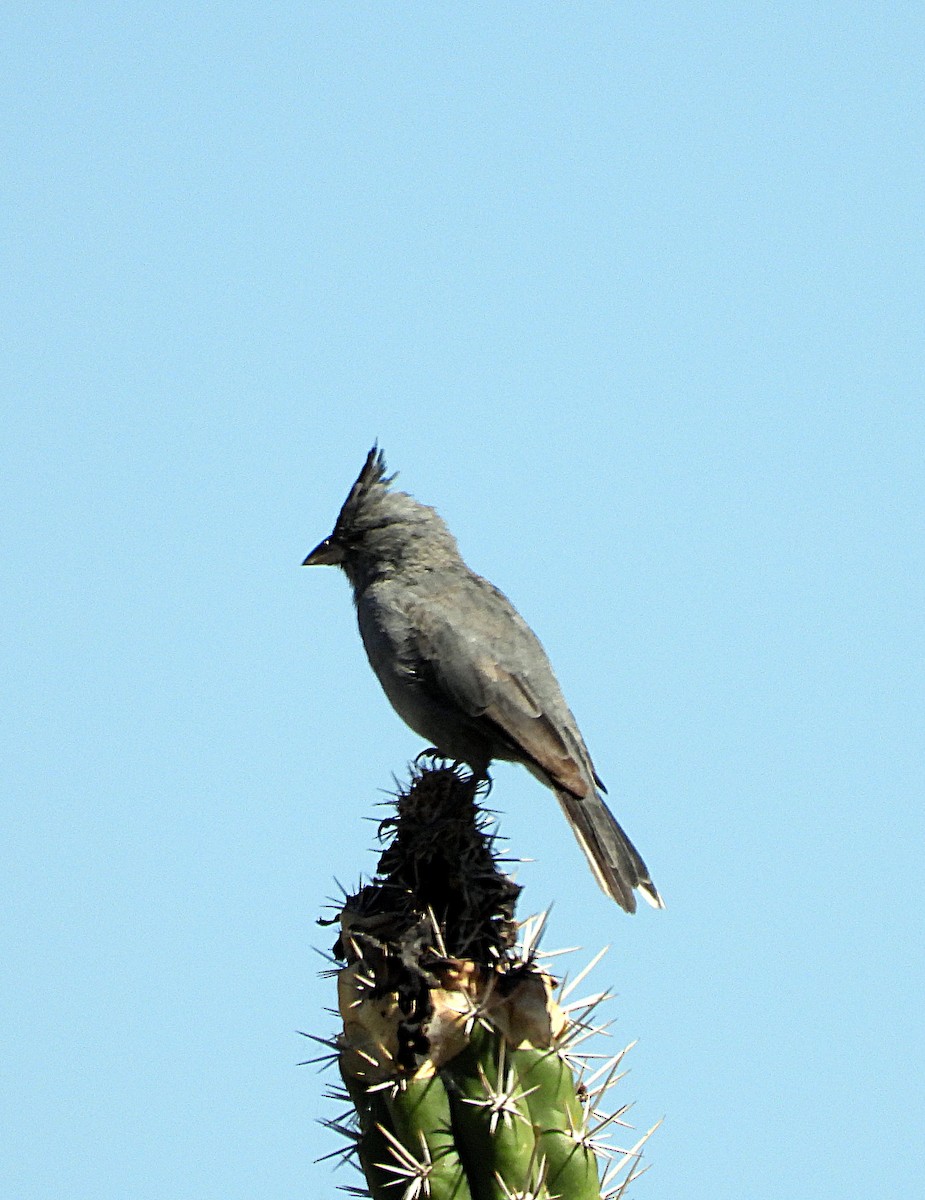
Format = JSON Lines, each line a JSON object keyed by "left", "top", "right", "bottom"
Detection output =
{"left": 316, "top": 761, "right": 655, "bottom": 1199}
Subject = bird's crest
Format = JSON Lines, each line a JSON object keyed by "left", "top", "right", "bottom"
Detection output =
{"left": 332, "top": 444, "right": 397, "bottom": 539}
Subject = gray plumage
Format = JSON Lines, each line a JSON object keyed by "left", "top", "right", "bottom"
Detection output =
{"left": 303, "top": 446, "right": 663, "bottom": 913}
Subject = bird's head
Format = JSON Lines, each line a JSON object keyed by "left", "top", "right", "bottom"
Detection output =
{"left": 302, "top": 446, "right": 459, "bottom": 589}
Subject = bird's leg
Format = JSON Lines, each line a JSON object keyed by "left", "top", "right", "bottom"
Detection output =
{"left": 466, "top": 766, "right": 493, "bottom": 796}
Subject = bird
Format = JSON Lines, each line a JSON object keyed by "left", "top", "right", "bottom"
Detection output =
{"left": 302, "top": 446, "right": 663, "bottom": 912}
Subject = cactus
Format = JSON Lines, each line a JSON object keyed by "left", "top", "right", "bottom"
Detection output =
{"left": 313, "top": 761, "right": 657, "bottom": 1199}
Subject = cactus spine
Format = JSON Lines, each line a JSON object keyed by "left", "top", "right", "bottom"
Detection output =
{"left": 316, "top": 763, "right": 656, "bottom": 1198}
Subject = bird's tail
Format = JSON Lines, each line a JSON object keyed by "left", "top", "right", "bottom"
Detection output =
{"left": 555, "top": 789, "right": 664, "bottom": 913}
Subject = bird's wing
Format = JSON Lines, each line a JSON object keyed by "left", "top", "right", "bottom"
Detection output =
{"left": 411, "top": 605, "right": 591, "bottom": 799}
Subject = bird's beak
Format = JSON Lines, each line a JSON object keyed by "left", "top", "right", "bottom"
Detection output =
{"left": 302, "top": 537, "right": 345, "bottom": 567}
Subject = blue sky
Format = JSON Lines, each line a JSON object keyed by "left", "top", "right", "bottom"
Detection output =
{"left": 2, "top": 5, "right": 923, "bottom": 1197}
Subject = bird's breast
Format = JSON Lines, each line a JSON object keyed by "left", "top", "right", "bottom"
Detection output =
{"left": 354, "top": 588, "right": 493, "bottom": 770}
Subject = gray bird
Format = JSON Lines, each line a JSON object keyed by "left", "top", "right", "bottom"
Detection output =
{"left": 303, "top": 447, "right": 663, "bottom": 912}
